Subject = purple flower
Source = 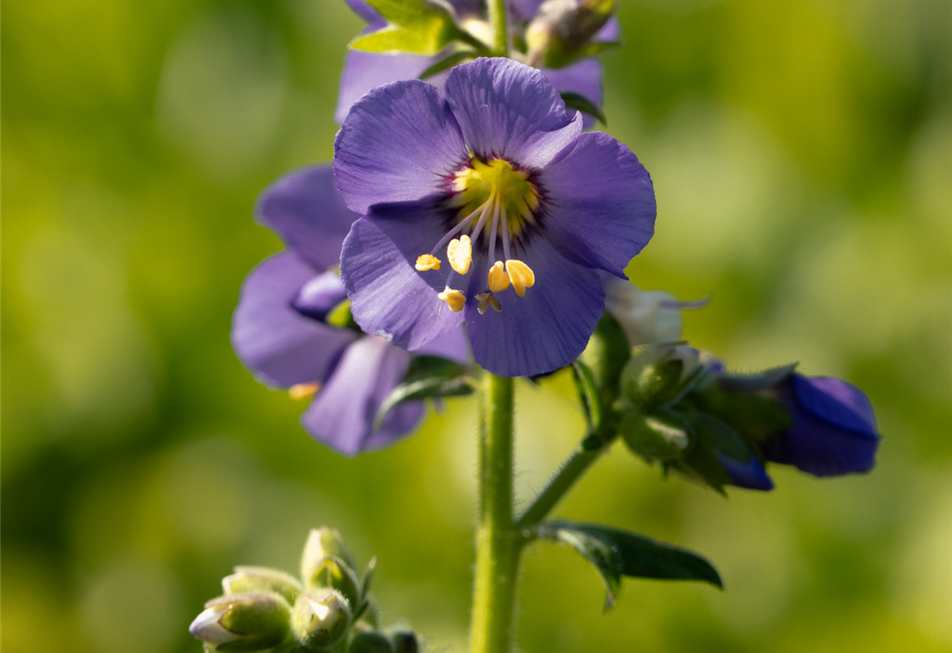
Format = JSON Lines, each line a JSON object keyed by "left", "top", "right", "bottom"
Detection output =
{"left": 765, "top": 374, "right": 880, "bottom": 477}
{"left": 718, "top": 455, "right": 775, "bottom": 491}
{"left": 334, "top": 58, "right": 655, "bottom": 377}
{"left": 232, "top": 165, "right": 468, "bottom": 455}
{"left": 337, "top": 0, "right": 617, "bottom": 126}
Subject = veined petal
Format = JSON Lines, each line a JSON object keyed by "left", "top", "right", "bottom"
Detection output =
{"left": 232, "top": 253, "right": 357, "bottom": 388}
{"left": 256, "top": 166, "right": 358, "bottom": 272}
{"left": 335, "top": 47, "right": 444, "bottom": 125}
{"left": 414, "top": 325, "right": 472, "bottom": 364}
{"left": 792, "top": 375, "right": 878, "bottom": 437}
{"left": 301, "top": 335, "right": 424, "bottom": 456}
{"left": 443, "top": 58, "right": 582, "bottom": 168}
{"left": 540, "top": 131, "right": 656, "bottom": 277}
{"left": 340, "top": 203, "right": 464, "bottom": 352}
{"left": 334, "top": 80, "right": 467, "bottom": 215}
{"left": 464, "top": 237, "right": 604, "bottom": 377}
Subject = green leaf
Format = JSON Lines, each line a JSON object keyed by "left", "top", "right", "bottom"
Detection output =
{"left": 571, "top": 360, "right": 602, "bottom": 431}
{"left": 560, "top": 91, "right": 607, "bottom": 125}
{"left": 351, "top": 0, "right": 464, "bottom": 55}
{"left": 688, "top": 412, "right": 751, "bottom": 462}
{"left": 418, "top": 49, "right": 476, "bottom": 79}
{"left": 373, "top": 357, "right": 476, "bottom": 429}
{"left": 539, "top": 520, "right": 723, "bottom": 610}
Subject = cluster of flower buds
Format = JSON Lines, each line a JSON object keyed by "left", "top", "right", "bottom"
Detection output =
{"left": 189, "top": 527, "right": 422, "bottom": 653}
{"left": 616, "top": 344, "right": 880, "bottom": 492}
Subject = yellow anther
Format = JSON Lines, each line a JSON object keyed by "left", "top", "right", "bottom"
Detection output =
{"left": 505, "top": 259, "right": 535, "bottom": 297}
{"left": 488, "top": 261, "right": 511, "bottom": 292}
{"left": 447, "top": 234, "right": 472, "bottom": 275}
{"left": 289, "top": 382, "right": 320, "bottom": 401}
{"left": 475, "top": 292, "right": 502, "bottom": 315}
{"left": 438, "top": 288, "right": 466, "bottom": 312}
{"left": 415, "top": 254, "right": 441, "bottom": 271}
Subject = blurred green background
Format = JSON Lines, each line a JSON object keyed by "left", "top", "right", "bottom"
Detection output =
{"left": 3, "top": 0, "right": 950, "bottom": 651}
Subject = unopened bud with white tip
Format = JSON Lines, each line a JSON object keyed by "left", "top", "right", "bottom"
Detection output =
{"left": 291, "top": 589, "right": 352, "bottom": 650}
{"left": 188, "top": 592, "right": 291, "bottom": 653}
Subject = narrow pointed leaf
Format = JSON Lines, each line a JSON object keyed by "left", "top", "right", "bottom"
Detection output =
{"left": 540, "top": 520, "right": 723, "bottom": 610}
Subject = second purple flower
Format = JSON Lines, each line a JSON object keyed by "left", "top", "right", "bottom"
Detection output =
{"left": 335, "top": 57, "right": 656, "bottom": 377}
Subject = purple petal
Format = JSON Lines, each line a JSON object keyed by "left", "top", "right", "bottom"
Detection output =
{"left": 334, "top": 80, "right": 467, "bottom": 215}
{"left": 541, "top": 58, "right": 603, "bottom": 129}
{"left": 443, "top": 58, "right": 583, "bottom": 168}
{"left": 596, "top": 16, "right": 621, "bottom": 42}
{"left": 718, "top": 454, "right": 775, "bottom": 491}
{"left": 540, "top": 131, "right": 656, "bottom": 277}
{"left": 232, "top": 253, "right": 358, "bottom": 388}
{"left": 291, "top": 271, "right": 348, "bottom": 321}
{"left": 301, "top": 336, "right": 424, "bottom": 456}
{"left": 509, "top": 0, "right": 543, "bottom": 21}
{"left": 343, "top": 0, "right": 384, "bottom": 26}
{"left": 256, "top": 166, "right": 358, "bottom": 272}
{"left": 414, "top": 326, "right": 472, "bottom": 364}
{"left": 335, "top": 47, "right": 443, "bottom": 125}
{"left": 792, "top": 375, "right": 878, "bottom": 437}
{"left": 340, "top": 204, "right": 464, "bottom": 352}
{"left": 766, "top": 375, "right": 880, "bottom": 477}
{"left": 464, "top": 237, "right": 604, "bottom": 377}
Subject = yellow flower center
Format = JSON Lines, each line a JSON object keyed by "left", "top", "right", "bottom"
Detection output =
{"left": 451, "top": 158, "right": 540, "bottom": 238}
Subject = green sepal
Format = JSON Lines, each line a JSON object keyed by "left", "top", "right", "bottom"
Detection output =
{"left": 697, "top": 386, "right": 793, "bottom": 437}
{"left": 203, "top": 592, "right": 293, "bottom": 653}
{"left": 621, "top": 410, "right": 692, "bottom": 462}
{"left": 672, "top": 439, "right": 732, "bottom": 495}
{"left": 560, "top": 91, "right": 607, "bottom": 125}
{"left": 418, "top": 50, "right": 476, "bottom": 79}
{"left": 350, "top": 0, "right": 465, "bottom": 56}
{"left": 714, "top": 363, "right": 797, "bottom": 394}
{"left": 687, "top": 412, "right": 751, "bottom": 462}
{"left": 302, "top": 528, "right": 357, "bottom": 581}
{"left": 620, "top": 346, "right": 686, "bottom": 411}
{"left": 305, "top": 556, "right": 362, "bottom": 612}
{"left": 223, "top": 567, "right": 303, "bottom": 606}
{"left": 373, "top": 357, "right": 476, "bottom": 429}
{"left": 571, "top": 360, "right": 602, "bottom": 431}
{"left": 579, "top": 310, "right": 630, "bottom": 407}
{"left": 538, "top": 520, "right": 723, "bottom": 610}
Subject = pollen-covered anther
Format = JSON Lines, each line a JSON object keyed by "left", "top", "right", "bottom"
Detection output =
{"left": 475, "top": 292, "right": 502, "bottom": 315}
{"left": 289, "top": 382, "right": 320, "bottom": 401}
{"left": 415, "top": 254, "right": 441, "bottom": 271}
{"left": 488, "top": 261, "right": 511, "bottom": 292}
{"left": 505, "top": 259, "right": 535, "bottom": 297}
{"left": 438, "top": 288, "right": 466, "bottom": 312}
{"left": 447, "top": 234, "right": 472, "bottom": 275}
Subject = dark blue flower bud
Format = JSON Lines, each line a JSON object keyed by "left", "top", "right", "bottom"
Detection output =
{"left": 766, "top": 374, "right": 880, "bottom": 477}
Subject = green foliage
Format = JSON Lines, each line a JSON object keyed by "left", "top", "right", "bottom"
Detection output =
{"left": 350, "top": 0, "right": 467, "bottom": 56}
{"left": 560, "top": 91, "right": 607, "bottom": 125}
{"left": 373, "top": 357, "right": 476, "bottom": 430}
{"left": 538, "top": 520, "right": 723, "bottom": 609}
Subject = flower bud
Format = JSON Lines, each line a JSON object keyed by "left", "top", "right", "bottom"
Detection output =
{"left": 621, "top": 410, "right": 692, "bottom": 461}
{"left": 621, "top": 345, "right": 702, "bottom": 410}
{"left": 302, "top": 527, "right": 357, "bottom": 581}
{"left": 304, "top": 555, "right": 361, "bottom": 608}
{"left": 189, "top": 592, "right": 291, "bottom": 653}
{"left": 603, "top": 278, "right": 707, "bottom": 346}
{"left": 223, "top": 566, "right": 302, "bottom": 605}
{"left": 291, "top": 589, "right": 352, "bottom": 650}
{"left": 526, "top": 0, "right": 615, "bottom": 68}
{"left": 349, "top": 630, "right": 394, "bottom": 653}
